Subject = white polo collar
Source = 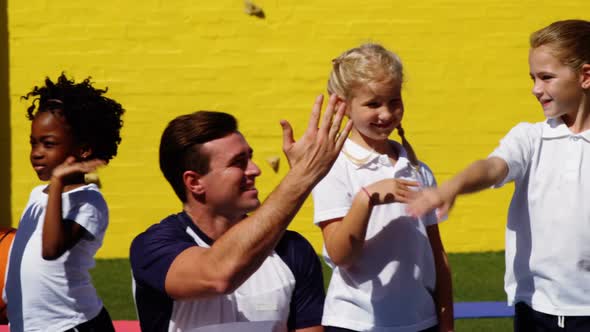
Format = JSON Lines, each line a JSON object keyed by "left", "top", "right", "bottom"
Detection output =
{"left": 543, "top": 118, "right": 590, "bottom": 142}
{"left": 341, "top": 139, "right": 411, "bottom": 169}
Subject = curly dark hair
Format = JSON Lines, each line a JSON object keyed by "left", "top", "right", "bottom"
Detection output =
{"left": 22, "top": 73, "right": 125, "bottom": 162}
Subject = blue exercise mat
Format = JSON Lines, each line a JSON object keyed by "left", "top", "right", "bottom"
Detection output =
{"left": 454, "top": 301, "right": 514, "bottom": 319}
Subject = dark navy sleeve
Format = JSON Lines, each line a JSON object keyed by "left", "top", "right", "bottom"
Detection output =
{"left": 130, "top": 215, "right": 199, "bottom": 332}
{"left": 129, "top": 216, "right": 196, "bottom": 293}
{"left": 275, "top": 231, "right": 325, "bottom": 330}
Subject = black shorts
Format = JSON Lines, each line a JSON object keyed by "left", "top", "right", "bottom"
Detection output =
{"left": 515, "top": 302, "right": 590, "bottom": 332}
{"left": 63, "top": 307, "right": 115, "bottom": 332}
{"left": 325, "top": 324, "right": 439, "bottom": 332}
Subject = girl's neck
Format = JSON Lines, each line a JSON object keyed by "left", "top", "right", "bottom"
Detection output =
{"left": 562, "top": 94, "right": 590, "bottom": 133}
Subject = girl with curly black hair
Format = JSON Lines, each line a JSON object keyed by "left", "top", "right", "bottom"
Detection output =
{"left": 5, "top": 73, "right": 124, "bottom": 332}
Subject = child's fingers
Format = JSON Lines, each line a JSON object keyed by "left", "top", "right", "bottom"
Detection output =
{"left": 396, "top": 179, "right": 420, "bottom": 187}
{"left": 73, "top": 159, "right": 106, "bottom": 174}
{"left": 391, "top": 181, "right": 419, "bottom": 198}
{"left": 436, "top": 203, "right": 451, "bottom": 220}
{"left": 404, "top": 189, "right": 419, "bottom": 200}
{"left": 64, "top": 156, "right": 77, "bottom": 165}
{"left": 52, "top": 159, "right": 105, "bottom": 180}
{"left": 394, "top": 187, "right": 419, "bottom": 202}
{"left": 85, "top": 159, "right": 106, "bottom": 169}
{"left": 406, "top": 189, "right": 441, "bottom": 217}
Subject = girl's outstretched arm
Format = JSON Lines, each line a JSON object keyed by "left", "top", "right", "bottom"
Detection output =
{"left": 427, "top": 224, "right": 454, "bottom": 332}
{"left": 42, "top": 157, "right": 105, "bottom": 260}
{"left": 320, "top": 178, "right": 418, "bottom": 268}
{"left": 407, "top": 157, "right": 509, "bottom": 219}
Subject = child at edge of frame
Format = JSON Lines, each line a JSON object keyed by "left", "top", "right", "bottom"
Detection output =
{"left": 408, "top": 19, "right": 590, "bottom": 332}
{"left": 4, "top": 73, "right": 124, "bottom": 332}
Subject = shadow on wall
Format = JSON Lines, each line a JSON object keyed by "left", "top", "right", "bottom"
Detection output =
{"left": 0, "top": 0, "right": 12, "bottom": 227}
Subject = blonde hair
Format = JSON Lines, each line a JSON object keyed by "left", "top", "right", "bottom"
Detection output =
{"left": 530, "top": 19, "right": 590, "bottom": 71}
{"left": 327, "top": 43, "right": 403, "bottom": 99}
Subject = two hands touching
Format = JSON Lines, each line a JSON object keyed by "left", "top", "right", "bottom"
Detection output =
{"left": 357, "top": 177, "right": 454, "bottom": 219}
{"left": 363, "top": 175, "right": 456, "bottom": 219}
{"left": 362, "top": 178, "right": 420, "bottom": 206}
{"left": 406, "top": 186, "right": 456, "bottom": 220}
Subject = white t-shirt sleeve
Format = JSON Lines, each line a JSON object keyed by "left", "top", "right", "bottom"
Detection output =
{"left": 489, "top": 122, "right": 537, "bottom": 188}
{"left": 312, "top": 159, "right": 353, "bottom": 225}
{"left": 61, "top": 185, "right": 108, "bottom": 239}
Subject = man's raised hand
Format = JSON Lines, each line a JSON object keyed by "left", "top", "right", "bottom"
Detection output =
{"left": 280, "top": 94, "right": 352, "bottom": 181}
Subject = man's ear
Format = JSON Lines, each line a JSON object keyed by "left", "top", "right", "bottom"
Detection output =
{"left": 581, "top": 63, "right": 590, "bottom": 89}
{"left": 183, "top": 170, "right": 206, "bottom": 196}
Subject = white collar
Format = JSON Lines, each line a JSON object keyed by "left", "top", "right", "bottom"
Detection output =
{"left": 543, "top": 118, "right": 590, "bottom": 142}
{"left": 341, "top": 139, "right": 412, "bottom": 169}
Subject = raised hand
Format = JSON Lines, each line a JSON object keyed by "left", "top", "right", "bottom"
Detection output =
{"left": 364, "top": 178, "right": 420, "bottom": 205}
{"left": 51, "top": 156, "right": 106, "bottom": 185}
{"left": 280, "top": 94, "right": 352, "bottom": 181}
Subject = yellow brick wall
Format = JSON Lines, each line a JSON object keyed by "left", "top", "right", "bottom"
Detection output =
{"left": 6, "top": 0, "right": 588, "bottom": 257}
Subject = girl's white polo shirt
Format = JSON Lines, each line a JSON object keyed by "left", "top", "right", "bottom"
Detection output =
{"left": 312, "top": 139, "right": 441, "bottom": 332}
{"left": 490, "top": 118, "right": 590, "bottom": 316}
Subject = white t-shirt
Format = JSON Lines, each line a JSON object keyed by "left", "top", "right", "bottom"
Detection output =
{"left": 312, "top": 139, "right": 441, "bottom": 332}
{"left": 490, "top": 118, "right": 590, "bottom": 316}
{"left": 5, "top": 184, "right": 108, "bottom": 332}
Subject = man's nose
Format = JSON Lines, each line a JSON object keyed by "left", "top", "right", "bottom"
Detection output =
{"left": 246, "top": 160, "right": 261, "bottom": 177}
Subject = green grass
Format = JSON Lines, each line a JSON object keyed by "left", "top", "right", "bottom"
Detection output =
{"left": 448, "top": 251, "right": 513, "bottom": 331}
{"left": 91, "top": 259, "right": 136, "bottom": 320}
{"left": 449, "top": 251, "right": 506, "bottom": 301}
{"left": 92, "top": 251, "right": 513, "bottom": 330}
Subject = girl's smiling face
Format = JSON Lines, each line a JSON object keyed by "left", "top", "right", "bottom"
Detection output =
{"left": 529, "top": 45, "right": 586, "bottom": 123}
{"left": 346, "top": 78, "right": 404, "bottom": 149}
{"left": 29, "top": 111, "right": 77, "bottom": 181}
